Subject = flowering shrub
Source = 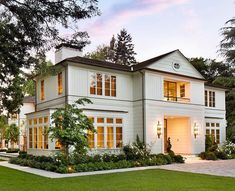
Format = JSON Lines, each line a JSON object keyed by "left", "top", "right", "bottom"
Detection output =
{"left": 218, "top": 140, "right": 235, "bottom": 158}
{"left": 123, "top": 135, "right": 151, "bottom": 160}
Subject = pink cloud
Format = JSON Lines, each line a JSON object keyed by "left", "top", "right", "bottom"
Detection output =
{"left": 84, "top": 0, "right": 189, "bottom": 37}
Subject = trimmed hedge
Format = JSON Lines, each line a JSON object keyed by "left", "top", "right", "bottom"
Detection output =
{"left": 9, "top": 152, "right": 185, "bottom": 174}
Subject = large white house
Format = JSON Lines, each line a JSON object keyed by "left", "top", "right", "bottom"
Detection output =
{"left": 26, "top": 45, "right": 227, "bottom": 156}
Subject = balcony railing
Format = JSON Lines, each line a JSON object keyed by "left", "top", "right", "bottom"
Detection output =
{"left": 164, "top": 96, "right": 190, "bottom": 102}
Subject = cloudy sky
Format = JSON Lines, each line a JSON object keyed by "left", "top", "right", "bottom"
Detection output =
{"left": 47, "top": 0, "right": 234, "bottom": 63}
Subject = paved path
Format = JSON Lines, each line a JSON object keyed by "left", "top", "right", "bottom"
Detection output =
{"left": 0, "top": 160, "right": 235, "bottom": 179}
{"left": 158, "top": 159, "right": 235, "bottom": 178}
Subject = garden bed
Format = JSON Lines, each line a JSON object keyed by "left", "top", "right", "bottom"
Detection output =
{"left": 9, "top": 152, "right": 184, "bottom": 174}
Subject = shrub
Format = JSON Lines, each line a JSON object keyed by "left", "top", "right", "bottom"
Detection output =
{"left": 199, "top": 152, "right": 206, "bottom": 160}
{"left": 216, "top": 151, "right": 228, "bottom": 160}
{"left": 6, "top": 148, "right": 19, "bottom": 153}
{"left": 205, "top": 152, "right": 217, "bottom": 160}
{"left": 0, "top": 149, "right": 7, "bottom": 152}
{"left": 173, "top": 155, "right": 185, "bottom": 163}
{"left": 205, "top": 135, "right": 213, "bottom": 151}
{"left": 123, "top": 135, "right": 150, "bottom": 160}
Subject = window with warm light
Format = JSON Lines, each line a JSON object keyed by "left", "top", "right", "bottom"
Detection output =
{"left": 29, "top": 128, "right": 33, "bottom": 148}
{"left": 40, "top": 80, "right": 45, "bottom": 100}
{"left": 107, "top": 126, "right": 113, "bottom": 148}
{"left": 58, "top": 72, "right": 63, "bottom": 95}
{"left": 43, "top": 126, "right": 48, "bottom": 149}
{"left": 38, "top": 127, "right": 43, "bottom": 149}
{"left": 164, "top": 81, "right": 177, "bottom": 101}
{"left": 28, "top": 116, "right": 49, "bottom": 150}
{"left": 97, "top": 126, "right": 104, "bottom": 148}
{"left": 33, "top": 127, "right": 37, "bottom": 148}
{"left": 87, "top": 117, "right": 123, "bottom": 149}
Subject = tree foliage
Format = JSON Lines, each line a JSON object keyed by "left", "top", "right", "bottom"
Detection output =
{"left": 190, "top": 57, "right": 235, "bottom": 143}
{"left": 0, "top": 0, "right": 99, "bottom": 114}
{"left": 49, "top": 98, "right": 95, "bottom": 158}
{"left": 0, "top": 115, "right": 8, "bottom": 144}
{"left": 85, "top": 29, "right": 136, "bottom": 65}
{"left": 114, "top": 29, "right": 136, "bottom": 66}
{"left": 220, "top": 17, "right": 235, "bottom": 64}
{"left": 5, "top": 124, "right": 20, "bottom": 148}
{"left": 190, "top": 57, "right": 234, "bottom": 83}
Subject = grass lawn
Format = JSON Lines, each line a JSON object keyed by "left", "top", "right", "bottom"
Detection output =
{"left": 0, "top": 166, "right": 235, "bottom": 191}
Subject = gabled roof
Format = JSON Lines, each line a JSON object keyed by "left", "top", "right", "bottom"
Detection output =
{"left": 133, "top": 50, "right": 178, "bottom": 71}
{"left": 62, "top": 56, "right": 131, "bottom": 72}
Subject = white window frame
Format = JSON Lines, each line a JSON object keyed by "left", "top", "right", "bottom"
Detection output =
{"left": 88, "top": 72, "right": 117, "bottom": 98}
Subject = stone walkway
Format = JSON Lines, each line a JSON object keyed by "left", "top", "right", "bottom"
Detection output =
{"left": 158, "top": 159, "right": 235, "bottom": 178}
{"left": 0, "top": 160, "right": 235, "bottom": 179}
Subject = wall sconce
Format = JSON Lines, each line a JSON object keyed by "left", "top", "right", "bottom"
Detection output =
{"left": 193, "top": 122, "right": 199, "bottom": 139}
{"left": 157, "top": 121, "right": 162, "bottom": 138}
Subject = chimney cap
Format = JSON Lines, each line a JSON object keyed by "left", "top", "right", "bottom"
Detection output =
{"left": 55, "top": 43, "right": 83, "bottom": 51}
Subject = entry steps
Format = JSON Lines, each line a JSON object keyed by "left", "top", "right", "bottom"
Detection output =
{"left": 181, "top": 155, "right": 203, "bottom": 163}
{"left": 0, "top": 152, "right": 18, "bottom": 161}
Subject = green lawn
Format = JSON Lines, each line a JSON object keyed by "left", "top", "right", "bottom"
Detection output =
{"left": 0, "top": 166, "right": 235, "bottom": 191}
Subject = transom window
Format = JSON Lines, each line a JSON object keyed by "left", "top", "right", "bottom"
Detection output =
{"left": 28, "top": 116, "right": 49, "bottom": 150}
{"left": 90, "top": 72, "right": 116, "bottom": 97}
{"left": 87, "top": 117, "right": 123, "bottom": 149}
{"left": 205, "top": 90, "right": 215, "bottom": 107}
{"left": 206, "top": 122, "right": 220, "bottom": 143}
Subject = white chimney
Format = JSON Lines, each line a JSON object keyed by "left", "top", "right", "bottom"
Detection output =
{"left": 55, "top": 44, "right": 83, "bottom": 64}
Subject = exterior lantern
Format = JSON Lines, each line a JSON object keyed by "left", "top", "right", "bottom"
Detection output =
{"left": 157, "top": 121, "right": 162, "bottom": 138}
{"left": 193, "top": 122, "right": 199, "bottom": 139}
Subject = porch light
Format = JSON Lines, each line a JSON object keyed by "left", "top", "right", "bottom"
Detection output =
{"left": 193, "top": 123, "right": 199, "bottom": 139}
{"left": 157, "top": 121, "right": 162, "bottom": 138}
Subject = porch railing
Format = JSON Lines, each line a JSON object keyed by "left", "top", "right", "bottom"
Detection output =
{"left": 164, "top": 96, "right": 190, "bottom": 102}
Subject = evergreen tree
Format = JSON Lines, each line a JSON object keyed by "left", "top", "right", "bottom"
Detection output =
{"left": 114, "top": 29, "right": 136, "bottom": 66}
{"left": 220, "top": 17, "right": 235, "bottom": 64}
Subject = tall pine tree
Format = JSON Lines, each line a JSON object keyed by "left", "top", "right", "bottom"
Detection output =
{"left": 114, "top": 29, "right": 136, "bottom": 66}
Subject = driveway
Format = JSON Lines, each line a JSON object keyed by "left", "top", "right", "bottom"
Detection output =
{"left": 158, "top": 159, "right": 235, "bottom": 178}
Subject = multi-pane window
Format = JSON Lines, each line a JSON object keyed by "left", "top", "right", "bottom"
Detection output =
{"left": 90, "top": 73, "right": 116, "bottom": 97}
{"left": 164, "top": 81, "right": 177, "bottom": 101}
{"left": 38, "top": 127, "right": 43, "bottom": 149}
{"left": 43, "top": 126, "right": 48, "bottom": 149}
{"left": 206, "top": 122, "right": 220, "bottom": 144}
{"left": 40, "top": 80, "right": 45, "bottom": 101}
{"left": 88, "top": 117, "right": 123, "bottom": 149}
{"left": 34, "top": 127, "right": 38, "bottom": 149}
{"left": 29, "top": 128, "right": 33, "bottom": 148}
{"left": 97, "top": 126, "right": 104, "bottom": 148}
{"left": 28, "top": 116, "right": 49, "bottom": 150}
{"left": 180, "top": 84, "right": 185, "bottom": 98}
{"left": 205, "top": 90, "right": 215, "bottom": 107}
{"left": 58, "top": 72, "right": 63, "bottom": 95}
{"left": 205, "top": 90, "right": 208, "bottom": 106}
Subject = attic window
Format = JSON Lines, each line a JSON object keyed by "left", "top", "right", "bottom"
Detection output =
{"left": 172, "top": 62, "right": 181, "bottom": 70}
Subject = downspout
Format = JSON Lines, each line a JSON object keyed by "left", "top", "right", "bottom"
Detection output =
{"left": 140, "top": 70, "right": 145, "bottom": 143}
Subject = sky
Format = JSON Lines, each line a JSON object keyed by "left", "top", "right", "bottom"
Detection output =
{"left": 46, "top": 0, "right": 235, "bottom": 63}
